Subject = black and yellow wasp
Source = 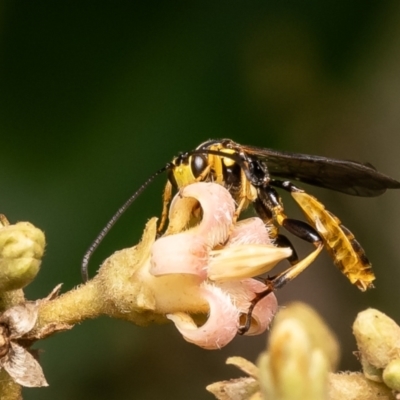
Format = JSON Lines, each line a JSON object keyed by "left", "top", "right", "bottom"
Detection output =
{"left": 82, "top": 139, "right": 400, "bottom": 331}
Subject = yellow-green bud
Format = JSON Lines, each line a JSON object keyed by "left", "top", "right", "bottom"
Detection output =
{"left": 353, "top": 309, "right": 400, "bottom": 370}
{"left": 0, "top": 219, "right": 45, "bottom": 291}
{"left": 382, "top": 358, "right": 400, "bottom": 391}
{"left": 258, "top": 303, "right": 337, "bottom": 400}
{"left": 272, "top": 302, "right": 340, "bottom": 370}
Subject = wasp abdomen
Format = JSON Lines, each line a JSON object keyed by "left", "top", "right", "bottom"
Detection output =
{"left": 291, "top": 191, "right": 375, "bottom": 290}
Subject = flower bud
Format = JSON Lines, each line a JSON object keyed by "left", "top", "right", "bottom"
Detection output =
{"left": 382, "top": 358, "right": 400, "bottom": 391}
{"left": 353, "top": 309, "right": 400, "bottom": 371}
{"left": 258, "top": 303, "right": 338, "bottom": 400}
{"left": 0, "top": 218, "right": 45, "bottom": 291}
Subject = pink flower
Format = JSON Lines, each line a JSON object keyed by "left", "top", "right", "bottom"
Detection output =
{"left": 150, "top": 182, "right": 292, "bottom": 349}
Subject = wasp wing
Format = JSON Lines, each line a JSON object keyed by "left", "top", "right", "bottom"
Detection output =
{"left": 243, "top": 146, "right": 400, "bottom": 197}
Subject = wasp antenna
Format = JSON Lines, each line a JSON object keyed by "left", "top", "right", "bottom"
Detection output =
{"left": 81, "top": 164, "right": 172, "bottom": 282}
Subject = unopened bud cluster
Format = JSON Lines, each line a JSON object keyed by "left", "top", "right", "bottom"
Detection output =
{"left": 0, "top": 215, "right": 45, "bottom": 292}
{"left": 353, "top": 308, "right": 400, "bottom": 393}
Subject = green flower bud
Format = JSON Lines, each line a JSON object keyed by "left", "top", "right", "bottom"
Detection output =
{"left": 353, "top": 309, "right": 400, "bottom": 370}
{"left": 258, "top": 302, "right": 338, "bottom": 400}
{"left": 272, "top": 302, "right": 340, "bottom": 370}
{"left": 0, "top": 218, "right": 45, "bottom": 291}
{"left": 382, "top": 358, "right": 400, "bottom": 391}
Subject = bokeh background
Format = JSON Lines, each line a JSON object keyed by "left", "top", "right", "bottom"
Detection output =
{"left": 1, "top": 2, "right": 400, "bottom": 399}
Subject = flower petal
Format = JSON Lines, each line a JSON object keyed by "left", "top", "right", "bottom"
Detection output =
{"left": 243, "top": 280, "right": 278, "bottom": 336}
{"left": 167, "top": 283, "right": 239, "bottom": 349}
{"left": 209, "top": 244, "right": 291, "bottom": 281}
{"left": 149, "top": 274, "right": 209, "bottom": 314}
{"left": 151, "top": 182, "right": 236, "bottom": 278}
{"left": 173, "top": 182, "right": 235, "bottom": 247}
{"left": 2, "top": 342, "right": 48, "bottom": 387}
{"left": 225, "top": 217, "right": 272, "bottom": 246}
{"left": 218, "top": 279, "right": 278, "bottom": 335}
{"left": 150, "top": 233, "right": 208, "bottom": 278}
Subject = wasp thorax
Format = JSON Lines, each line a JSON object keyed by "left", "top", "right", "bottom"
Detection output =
{"left": 221, "top": 149, "right": 236, "bottom": 167}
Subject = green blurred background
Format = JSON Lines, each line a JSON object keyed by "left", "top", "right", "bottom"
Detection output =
{"left": 1, "top": 2, "right": 400, "bottom": 399}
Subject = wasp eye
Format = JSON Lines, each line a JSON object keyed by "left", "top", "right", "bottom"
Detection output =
{"left": 191, "top": 155, "right": 208, "bottom": 178}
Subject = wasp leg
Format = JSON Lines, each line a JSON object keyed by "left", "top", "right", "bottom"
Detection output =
{"left": 256, "top": 184, "right": 323, "bottom": 246}
{"left": 238, "top": 242, "right": 323, "bottom": 334}
{"left": 232, "top": 167, "right": 258, "bottom": 223}
{"left": 158, "top": 180, "right": 173, "bottom": 234}
{"left": 239, "top": 222, "right": 323, "bottom": 335}
{"left": 253, "top": 197, "right": 300, "bottom": 264}
{"left": 238, "top": 186, "right": 325, "bottom": 334}
{"left": 254, "top": 185, "right": 323, "bottom": 246}
{"left": 281, "top": 218, "right": 322, "bottom": 244}
{"left": 233, "top": 195, "right": 248, "bottom": 223}
{"left": 195, "top": 163, "right": 212, "bottom": 182}
{"left": 274, "top": 234, "right": 299, "bottom": 265}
